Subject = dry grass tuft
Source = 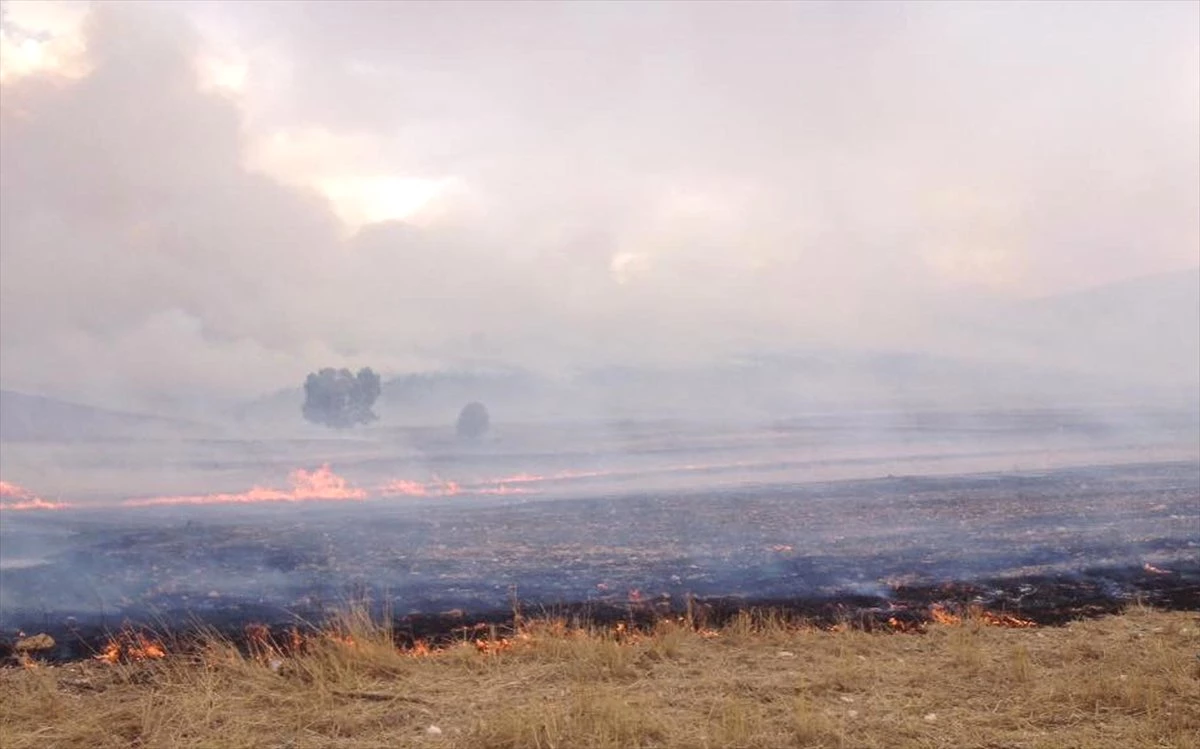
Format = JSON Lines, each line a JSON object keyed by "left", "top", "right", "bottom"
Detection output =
{"left": 1, "top": 606, "right": 1197, "bottom": 749}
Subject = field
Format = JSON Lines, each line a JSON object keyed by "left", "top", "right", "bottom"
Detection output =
{"left": 2, "top": 412, "right": 1197, "bottom": 747}
{"left": 1, "top": 606, "right": 1198, "bottom": 749}
{"left": 3, "top": 457, "right": 1198, "bottom": 652}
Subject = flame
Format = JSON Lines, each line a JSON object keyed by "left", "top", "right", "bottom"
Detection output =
{"left": 244, "top": 623, "right": 272, "bottom": 655}
{"left": 473, "top": 484, "right": 534, "bottom": 496}
{"left": 977, "top": 611, "right": 1037, "bottom": 629}
{"left": 94, "top": 631, "right": 167, "bottom": 664}
{"left": 490, "top": 472, "right": 547, "bottom": 484}
{"left": 94, "top": 642, "right": 121, "bottom": 664}
{"left": 0, "top": 480, "right": 70, "bottom": 511}
{"left": 929, "top": 604, "right": 963, "bottom": 626}
{"left": 379, "top": 475, "right": 541, "bottom": 497}
{"left": 378, "top": 477, "right": 461, "bottom": 497}
{"left": 474, "top": 638, "right": 515, "bottom": 655}
{"left": 243, "top": 623, "right": 294, "bottom": 659}
{"left": 2, "top": 454, "right": 904, "bottom": 514}
{"left": 927, "top": 603, "right": 1037, "bottom": 629}
{"left": 78, "top": 456, "right": 821, "bottom": 512}
{"left": 384, "top": 468, "right": 618, "bottom": 498}
{"left": 122, "top": 465, "right": 367, "bottom": 507}
{"left": 449, "top": 460, "right": 775, "bottom": 494}
{"left": 481, "top": 470, "right": 609, "bottom": 485}
{"left": 886, "top": 616, "right": 924, "bottom": 633}
{"left": 611, "top": 620, "right": 647, "bottom": 643}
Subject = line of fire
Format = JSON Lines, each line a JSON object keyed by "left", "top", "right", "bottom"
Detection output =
{"left": 2, "top": 447, "right": 1197, "bottom": 667}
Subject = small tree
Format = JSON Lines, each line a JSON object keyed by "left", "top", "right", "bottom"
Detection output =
{"left": 302, "top": 367, "right": 382, "bottom": 428}
{"left": 456, "top": 401, "right": 490, "bottom": 440}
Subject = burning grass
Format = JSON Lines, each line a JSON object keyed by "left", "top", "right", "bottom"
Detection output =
{"left": 0, "top": 480, "right": 70, "bottom": 511}
{"left": 1, "top": 606, "right": 1197, "bottom": 749}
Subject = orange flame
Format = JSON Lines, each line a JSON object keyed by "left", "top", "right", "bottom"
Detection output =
{"left": 927, "top": 603, "right": 1037, "bottom": 629}
{"left": 929, "top": 604, "right": 962, "bottom": 626}
{"left": 0, "top": 480, "right": 70, "bottom": 511}
{"left": 377, "top": 468, "right": 628, "bottom": 499}
{"left": 473, "top": 484, "right": 535, "bottom": 496}
{"left": 490, "top": 472, "right": 547, "bottom": 484}
{"left": 1, "top": 456, "right": 864, "bottom": 514}
{"left": 124, "top": 457, "right": 793, "bottom": 510}
{"left": 977, "top": 611, "right": 1038, "bottom": 629}
{"left": 886, "top": 616, "right": 924, "bottom": 633}
{"left": 379, "top": 475, "right": 543, "bottom": 497}
{"left": 122, "top": 465, "right": 367, "bottom": 507}
{"left": 94, "top": 631, "right": 167, "bottom": 664}
{"left": 378, "top": 477, "right": 461, "bottom": 498}
{"left": 474, "top": 637, "right": 515, "bottom": 655}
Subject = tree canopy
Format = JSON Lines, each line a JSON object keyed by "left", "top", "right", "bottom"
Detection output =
{"left": 456, "top": 401, "right": 490, "bottom": 440}
{"left": 302, "top": 367, "right": 381, "bottom": 428}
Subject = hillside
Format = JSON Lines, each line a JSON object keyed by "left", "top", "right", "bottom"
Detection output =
{"left": 227, "top": 269, "right": 1200, "bottom": 429}
{"left": 0, "top": 390, "right": 202, "bottom": 442}
{"left": 960, "top": 268, "right": 1200, "bottom": 393}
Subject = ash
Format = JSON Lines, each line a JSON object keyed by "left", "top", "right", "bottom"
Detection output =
{"left": 2, "top": 460, "right": 1196, "bottom": 638}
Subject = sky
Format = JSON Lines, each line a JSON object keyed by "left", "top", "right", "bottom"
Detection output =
{"left": 0, "top": 0, "right": 1197, "bottom": 412}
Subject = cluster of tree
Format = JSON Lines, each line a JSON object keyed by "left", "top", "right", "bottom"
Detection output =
{"left": 301, "top": 366, "right": 490, "bottom": 439}
{"left": 456, "top": 401, "right": 490, "bottom": 439}
{"left": 302, "top": 367, "right": 381, "bottom": 428}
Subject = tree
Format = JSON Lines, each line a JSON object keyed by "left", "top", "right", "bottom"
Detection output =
{"left": 456, "top": 401, "right": 490, "bottom": 440}
{"left": 302, "top": 367, "right": 381, "bottom": 428}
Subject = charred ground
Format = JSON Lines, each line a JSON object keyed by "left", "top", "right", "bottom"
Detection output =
{"left": 2, "top": 459, "right": 1197, "bottom": 663}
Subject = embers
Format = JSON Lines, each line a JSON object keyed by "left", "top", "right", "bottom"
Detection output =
{"left": 880, "top": 602, "right": 1036, "bottom": 632}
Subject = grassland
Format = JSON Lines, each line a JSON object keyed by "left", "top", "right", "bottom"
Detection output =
{"left": 1, "top": 606, "right": 1197, "bottom": 749}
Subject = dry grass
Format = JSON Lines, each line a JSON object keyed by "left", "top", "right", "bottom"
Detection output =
{"left": 2, "top": 606, "right": 1198, "bottom": 749}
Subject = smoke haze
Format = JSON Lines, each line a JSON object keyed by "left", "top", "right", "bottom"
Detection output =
{"left": 1, "top": 0, "right": 1197, "bottom": 417}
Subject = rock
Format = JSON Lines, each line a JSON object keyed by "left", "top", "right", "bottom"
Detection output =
{"left": 777, "top": 650, "right": 795, "bottom": 658}
{"left": 425, "top": 725, "right": 443, "bottom": 736}
{"left": 923, "top": 712, "right": 937, "bottom": 722}
{"left": 15, "top": 633, "right": 54, "bottom": 652}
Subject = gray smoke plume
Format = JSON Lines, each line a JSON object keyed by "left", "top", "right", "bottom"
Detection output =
{"left": 0, "top": 1, "right": 1195, "bottom": 417}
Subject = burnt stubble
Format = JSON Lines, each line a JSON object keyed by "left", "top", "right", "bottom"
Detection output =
{"left": 2, "top": 453, "right": 1196, "bottom": 663}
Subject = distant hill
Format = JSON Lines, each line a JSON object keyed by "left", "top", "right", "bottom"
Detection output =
{"left": 229, "top": 269, "right": 1199, "bottom": 428}
{"left": 232, "top": 351, "right": 1132, "bottom": 430}
{"left": 0, "top": 390, "right": 202, "bottom": 442}
{"left": 960, "top": 268, "right": 1199, "bottom": 394}
{"left": 233, "top": 368, "right": 555, "bottom": 429}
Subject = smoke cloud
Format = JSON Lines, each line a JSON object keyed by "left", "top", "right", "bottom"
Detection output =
{"left": 0, "top": 1, "right": 1196, "bottom": 414}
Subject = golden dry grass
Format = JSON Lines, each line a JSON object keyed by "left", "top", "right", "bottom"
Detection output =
{"left": 1, "top": 606, "right": 1198, "bottom": 749}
